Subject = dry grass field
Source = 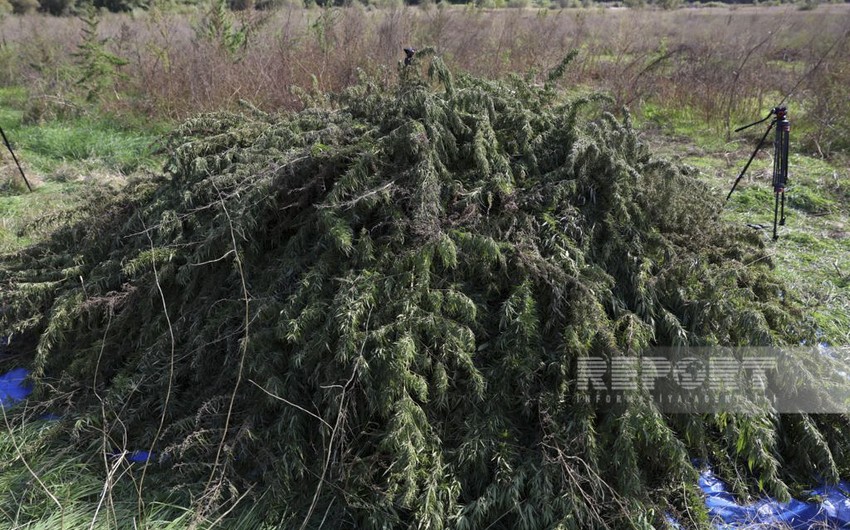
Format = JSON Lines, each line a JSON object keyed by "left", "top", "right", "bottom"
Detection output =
{"left": 1, "top": 4, "right": 848, "bottom": 150}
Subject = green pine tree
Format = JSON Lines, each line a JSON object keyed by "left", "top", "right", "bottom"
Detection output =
{"left": 73, "top": 5, "right": 128, "bottom": 103}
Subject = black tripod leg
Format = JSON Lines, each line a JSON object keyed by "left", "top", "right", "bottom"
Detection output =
{"left": 0, "top": 126, "right": 32, "bottom": 192}
{"left": 779, "top": 190, "right": 786, "bottom": 226}
{"left": 727, "top": 121, "right": 775, "bottom": 202}
{"left": 773, "top": 192, "right": 780, "bottom": 241}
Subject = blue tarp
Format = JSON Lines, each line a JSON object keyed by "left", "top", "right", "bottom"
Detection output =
{"left": 699, "top": 468, "right": 850, "bottom": 529}
{"left": 108, "top": 450, "right": 154, "bottom": 463}
{"left": 0, "top": 367, "right": 33, "bottom": 407}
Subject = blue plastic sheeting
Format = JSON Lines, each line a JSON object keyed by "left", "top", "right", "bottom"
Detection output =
{"left": 127, "top": 451, "right": 153, "bottom": 463}
{"left": 700, "top": 468, "right": 850, "bottom": 529}
{"left": 108, "top": 450, "right": 154, "bottom": 463}
{"left": 0, "top": 367, "right": 33, "bottom": 407}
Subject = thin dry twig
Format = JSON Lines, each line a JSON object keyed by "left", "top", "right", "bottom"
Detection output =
{"left": 248, "top": 379, "right": 332, "bottom": 429}
{"left": 137, "top": 216, "right": 178, "bottom": 520}
{"left": 200, "top": 181, "right": 253, "bottom": 523}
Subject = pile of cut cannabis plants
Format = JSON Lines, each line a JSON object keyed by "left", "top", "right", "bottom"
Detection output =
{"left": 2, "top": 56, "right": 848, "bottom": 529}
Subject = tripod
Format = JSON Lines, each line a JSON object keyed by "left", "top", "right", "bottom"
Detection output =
{"left": 726, "top": 106, "right": 789, "bottom": 241}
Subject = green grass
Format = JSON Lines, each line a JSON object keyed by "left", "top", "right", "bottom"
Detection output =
{"left": 15, "top": 120, "right": 159, "bottom": 175}
{"left": 0, "top": 181, "right": 85, "bottom": 253}
{"left": 0, "top": 86, "right": 162, "bottom": 175}
{"left": 0, "top": 87, "right": 163, "bottom": 254}
{"left": 0, "top": 416, "right": 273, "bottom": 529}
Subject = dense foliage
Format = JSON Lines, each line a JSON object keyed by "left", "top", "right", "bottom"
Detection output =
{"left": 2, "top": 55, "right": 848, "bottom": 528}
